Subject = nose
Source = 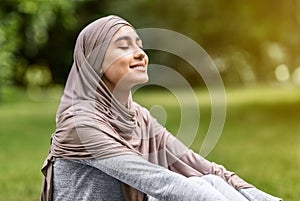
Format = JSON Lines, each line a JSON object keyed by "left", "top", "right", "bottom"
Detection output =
{"left": 134, "top": 48, "right": 146, "bottom": 60}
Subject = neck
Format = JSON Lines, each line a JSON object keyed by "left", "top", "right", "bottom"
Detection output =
{"left": 105, "top": 83, "right": 130, "bottom": 107}
{"left": 102, "top": 76, "right": 132, "bottom": 107}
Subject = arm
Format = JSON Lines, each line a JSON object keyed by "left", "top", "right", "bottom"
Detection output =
{"left": 147, "top": 114, "right": 253, "bottom": 190}
{"left": 149, "top": 116, "right": 282, "bottom": 200}
{"left": 167, "top": 141, "right": 254, "bottom": 190}
{"left": 80, "top": 154, "right": 229, "bottom": 201}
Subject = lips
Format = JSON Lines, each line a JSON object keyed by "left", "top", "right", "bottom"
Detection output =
{"left": 129, "top": 63, "right": 145, "bottom": 69}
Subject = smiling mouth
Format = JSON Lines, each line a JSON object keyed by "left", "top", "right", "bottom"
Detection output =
{"left": 129, "top": 65, "right": 146, "bottom": 70}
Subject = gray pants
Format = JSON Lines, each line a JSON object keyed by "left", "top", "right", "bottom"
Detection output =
{"left": 147, "top": 175, "right": 248, "bottom": 201}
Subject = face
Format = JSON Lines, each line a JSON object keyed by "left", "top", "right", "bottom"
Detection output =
{"left": 101, "top": 25, "right": 149, "bottom": 92}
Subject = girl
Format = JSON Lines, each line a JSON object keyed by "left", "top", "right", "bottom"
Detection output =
{"left": 41, "top": 15, "right": 282, "bottom": 201}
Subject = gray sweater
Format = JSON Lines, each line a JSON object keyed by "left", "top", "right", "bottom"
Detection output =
{"left": 52, "top": 155, "right": 282, "bottom": 201}
{"left": 53, "top": 155, "right": 232, "bottom": 201}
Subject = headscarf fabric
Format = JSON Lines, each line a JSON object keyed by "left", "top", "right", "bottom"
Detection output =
{"left": 41, "top": 15, "right": 252, "bottom": 201}
{"left": 41, "top": 15, "right": 146, "bottom": 201}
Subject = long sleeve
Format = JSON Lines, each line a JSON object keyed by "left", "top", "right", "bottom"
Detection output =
{"left": 135, "top": 105, "right": 282, "bottom": 200}
{"left": 164, "top": 132, "right": 254, "bottom": 190}
{"left": 144, "top": 110, "right": 253, "bottom": 190}
{"left": 80, "top": 154, "right": 231, "bottom": 201}
{"left": 239, "top": 188, "right": 283, "bottom": 201}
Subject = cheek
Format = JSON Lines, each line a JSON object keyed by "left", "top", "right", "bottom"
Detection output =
{"left": 112, "top": 54, "right": 132, "bottom": 75}
{"left": 103, "top": 50, "right": 130, "bottom": 70}
{"left": 104, "top": 56, "right": 131, "bottom": 83}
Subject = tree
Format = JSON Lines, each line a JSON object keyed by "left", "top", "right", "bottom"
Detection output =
{"left": 1, "top": 0, "right": 300, "bottom": 98}
{"left": 0, "top": 0, "right": 78, "bottom": 100}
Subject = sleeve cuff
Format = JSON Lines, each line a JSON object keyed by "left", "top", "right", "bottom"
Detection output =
{"left": 239, "top": 187, "right": 283, "bottom": 201}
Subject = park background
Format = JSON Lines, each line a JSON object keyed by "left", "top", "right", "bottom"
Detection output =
{"left": 0, "top": 0, "right": 300, "bottom": 200}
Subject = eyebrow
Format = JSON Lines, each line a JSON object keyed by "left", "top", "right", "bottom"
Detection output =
{"left": 113, "top": 35, "right": 141, "bottom": 44}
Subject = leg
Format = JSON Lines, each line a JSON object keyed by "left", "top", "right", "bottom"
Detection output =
{"left": 187, "top": 176, "right": 230, "bottom": 201}
{"left": 148, "top": 176, "right": 230, "bottom": 201}
{"left": 148, "top": 177, "right": 232, "bottom": 201}
{"left": 201, "top": 174, "right": 249, "bottom": 201}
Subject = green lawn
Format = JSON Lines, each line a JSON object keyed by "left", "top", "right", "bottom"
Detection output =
{"left": 0, "top": 86, "right": 299, "bottom": 200}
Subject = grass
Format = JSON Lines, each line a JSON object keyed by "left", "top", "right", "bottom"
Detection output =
{"left": 0, "top": 85, "right": 299, "bottom": 200}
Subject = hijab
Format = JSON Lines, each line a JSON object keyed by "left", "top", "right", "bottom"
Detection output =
{"left": 41, "top": 15, "right": 146, "bottom": 201}
{"left": 51, "top": 15, "right": 141, "bottom": 160}
{"left": 41, "top": 15, "right": 252, "bottom": 201}
{"left": 41, "top": 15, "right": 188, "bottom": 201}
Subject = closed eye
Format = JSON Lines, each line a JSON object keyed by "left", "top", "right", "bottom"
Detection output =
{"left": 119, "top": 46, "right": 130, "bottom": 50}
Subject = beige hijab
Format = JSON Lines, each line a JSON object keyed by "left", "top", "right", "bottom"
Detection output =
{"left": 41, "top": 15, "right": 252, "bottom": 201}
{"left": 41, "top": 15, "right": 177, "bottom": 201}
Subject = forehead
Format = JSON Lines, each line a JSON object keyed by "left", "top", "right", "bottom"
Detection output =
{"left": 112, "top": 25, "right": 140, "bottom": 41}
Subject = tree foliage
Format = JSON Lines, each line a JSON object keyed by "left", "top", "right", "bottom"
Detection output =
{"left": 1, "top": 0, "right": 300, "bottom": 89}
{"left": 0, "top": 0, "right": 78, "bottom": 86}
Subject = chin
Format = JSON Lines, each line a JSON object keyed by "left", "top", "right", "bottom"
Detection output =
{"left": 130, "top": 77, "right": 149, "bottom": 88}
{"left": 137, "top": 76, "right": 149, "bottom": 84}
{"left": 117, "top": 74, "right": 149, "bottom": 89}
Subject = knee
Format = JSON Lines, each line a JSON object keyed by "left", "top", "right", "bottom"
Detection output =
{"left": 187, "top": 176, "right": 215, "bottom": 189}
{"left": 187, "top": 174, "right": 227, "bottom": 188}
{"left": 201, "top": 174, "right": 225, "bottom": 186}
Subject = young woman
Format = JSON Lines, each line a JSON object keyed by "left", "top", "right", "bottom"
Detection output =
{"left": 41, "top": 15, "right": 282, "bottom": 201}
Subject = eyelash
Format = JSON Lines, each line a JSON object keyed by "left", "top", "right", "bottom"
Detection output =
{"left": 119, "top": 46, "right": 129, "bottom": 50}
{"left": 119, "top": 46, "right": 145, "bottom": 51}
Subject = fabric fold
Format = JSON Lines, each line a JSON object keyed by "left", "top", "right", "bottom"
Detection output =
{"left": 41, "top": 15, "right": 252, "bottom": 201}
